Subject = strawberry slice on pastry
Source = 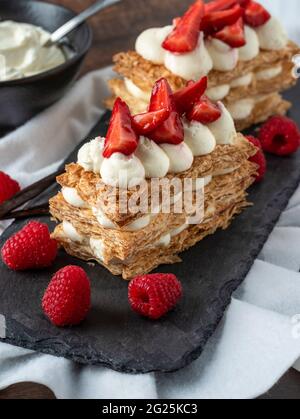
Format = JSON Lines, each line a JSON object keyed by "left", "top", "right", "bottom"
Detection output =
{"left": 213, "top": 17, "right": 246, "bottom": 48}
{"left": 173, "top": 76, "right": 208, "bottom": 115}
{"left": 187, "top": 95, "right": 222, "bottom": 124}
{"left": 243, "top": 1, "right": 271, "bottom": 27}
{"left": 132, "top": 109, "right": 170, "bottom": 135}
{"left": 147, "top": 78, "right": 184, "bottom": 145}
{"left": 162, "top": 0, "right": 205, "bottom": 53}
{"left": 103, "top": 98, "right": 139, "bottom": 158}
{"left": 205, "top": 0, "right": 250, "bottom": 13}
{"left": 201, "top": 4, "right": 243, "bottom": 35}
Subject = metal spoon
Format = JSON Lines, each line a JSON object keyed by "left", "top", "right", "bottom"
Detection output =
{"left": 45, "top": 0, "right": 120, "bottom": 46}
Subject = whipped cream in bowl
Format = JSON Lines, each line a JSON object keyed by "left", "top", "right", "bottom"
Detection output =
{"left": 0, "top": 3, "right": 92, "bottom": 128}
{"left": 0, "top": 21, "right": 68, "bottom": 81}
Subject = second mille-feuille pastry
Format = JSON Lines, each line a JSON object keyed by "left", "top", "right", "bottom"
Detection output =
{"left": 50, "top": 77, "right": 257, "bottom": 280}
{"left": 107, "top": 0, "right": 299, "bottom": 131}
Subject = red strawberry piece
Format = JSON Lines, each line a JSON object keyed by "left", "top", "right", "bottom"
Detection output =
{"left": 173, "top": 76, "right": 208, "bottom": 115}
{"left": 187, "top": 95, "right": 222, "bottom": 124}
{"left": 201, "top": 4, "right": 243, "bottom": 35}
{"left": 103, "top": 98, "right": 139, "bottom": 158}
{"left": 147, "top": 78, "right": 184, "bottom": 145}
{"left": 42, "top": 265, "right": 91, "bottom": 327}
{"left": 213, "top": 17, "right": 246, "bottom": 48}
{"left": 1, "top": 221, "right": 57, "bottom": 271}
{"left": 132, "top": 109, "right": 170, "bottom": 135}
{"left": 128, "top": 273, "right": 182, "bottom": 320}
{"left": 162, "top": 0, "right": 205, "bottom": 53}
{"left": 258, "top": 116, "right": 300, "bottom": 156}
{"left": 205, "top": 0, "right": 251, "bottom": 13}
{"left": 0, "top": 172, "right": 20, "bottom": 205}
{"left": 246, "top": 135, "right": 267, "bottom": 182}
{"left": 243, "top": 1, "right": 271, "bottom": 27}
{"left": 205, "top": 0, "right": 237, "bottom": 13}
{"left": 238, "top": 0, "right": 251, "bottom": 7}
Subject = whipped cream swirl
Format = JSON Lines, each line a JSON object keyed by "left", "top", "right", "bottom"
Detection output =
{"left": 0, "top": 21, "right": 66, "bottom": 81}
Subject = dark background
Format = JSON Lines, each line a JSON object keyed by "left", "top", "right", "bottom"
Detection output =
{"left": 0, "top": 0, "right": 299, "bottom": 399}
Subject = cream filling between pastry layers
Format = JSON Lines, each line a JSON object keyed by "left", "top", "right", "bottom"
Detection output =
{"left": 57, "top": 173, "right": 220, "bottom": 234}
{"left": 230, "top": 73, "right": 253, "bottom": 88}
{"left": 206, "top": 84, "right": 230, "bottom": 101}
{"left": 124, "top": 78, "right": 151, "bottom": 102}
{"left": 227, "top": 99, "right": 255, "bottom": 120}
{"left": 123, "top": 62, "right": 281, "bottom": 116}
{"left": 62, "top": 187, "right": 86, "bottom": 208}
{"left": 256, "top": 65, "right": 283, "bottom": 80}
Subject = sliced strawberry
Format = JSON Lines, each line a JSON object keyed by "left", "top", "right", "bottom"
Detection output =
{"left": 187, "top": 95, "right": 222, "bottom": 124}
{"left": 148, "top": 112, "right": 185, "bottom": 144}
{"left": 201, "top": 4, "right": 243, "bottom": 35}
{"left": 238, "top": 0, "right": 251, "bottom": 7}
{"left": 173, "top": 76, "right": 208, "bottom": 115}
{"left": 162, "top": 0, "right": 205, "bottom": 53}
{"left": 147, "top": 78, "right": 184, "bottom": 145}
{"left": 205, "top": 0, "right": 250, "bottom": 13}
{"left": 148, "top": 78, "right": 173, "bottom": 113}
{"left": 205, "top": 0, "right": 237, "bottom": 13}
{"left": 132, "top": 109, "right": 170, "bottom": 135}
{"left": 103, "top": 98, "right": 138, "bottom": 158}
{"left": 243, "top": 1, "right": 271, "bottom": 27}
{"left": 213, "top": 17, "right": 246, "bottom": 48}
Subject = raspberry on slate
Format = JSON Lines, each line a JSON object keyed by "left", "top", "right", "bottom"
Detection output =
{"left": 128, "top": 273, "right": 182, "bottom": 320}
{"left": 246, "top": 135, "right": 267, "bottom": 182}
{"left": 1, "top": 221, "right": 57, "bottom": 271}
{"left": 42, "top": 265, "right": 91, "bottom": 327}
{"left": 258, "top": 116, "right": 300, "bottom": 157}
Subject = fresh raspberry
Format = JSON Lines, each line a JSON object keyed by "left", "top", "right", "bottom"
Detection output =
{"left": 1, "top": 221, "right": 57, "bottom": 271}
{"left": 128, "top": 273, "right": 182, "bottom": 320}
{"left": 42, "top": 265, "right": 91, "bottom": 327}
{"left": 246, "top": 135, "right": 267, "bottom": 182}
{"left": 0, "top": 171, "right": 20, "bottom": 205}
{"left": 258, "top": 116, "right": 300, "bottom": 156}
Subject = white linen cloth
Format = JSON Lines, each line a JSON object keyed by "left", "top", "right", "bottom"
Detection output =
{"left": 0, "top": 0, "right": 300, "bottom": 399}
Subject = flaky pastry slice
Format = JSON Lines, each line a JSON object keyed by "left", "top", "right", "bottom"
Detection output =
{"left": 50, "top": 77, "right": 257, "bottom": 279}
{"left": 107, "top": 0, "right": 299, "bottom": 130}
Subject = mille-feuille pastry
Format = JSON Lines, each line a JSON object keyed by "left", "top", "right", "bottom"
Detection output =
{"left": 50, "top": 77, "right": 257, "bottom": 280}
{"left": 107, "top": 0, "right": 299, "bottom": 131}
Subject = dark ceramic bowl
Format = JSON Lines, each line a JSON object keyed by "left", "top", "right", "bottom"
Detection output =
{"left": 0, "top": 0, "right": 92, "bottom": 131}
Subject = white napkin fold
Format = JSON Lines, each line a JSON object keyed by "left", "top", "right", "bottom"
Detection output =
{"left": 0, "top": 1, "right": 300, "bottom": 398}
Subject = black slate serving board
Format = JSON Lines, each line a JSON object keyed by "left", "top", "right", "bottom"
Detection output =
{"left": 0, "top": 87, "right": 299, "bottom": 374}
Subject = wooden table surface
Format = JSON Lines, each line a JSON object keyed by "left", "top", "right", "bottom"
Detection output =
{"left": 1, "top": 0, "right": 299, "bottom": 399}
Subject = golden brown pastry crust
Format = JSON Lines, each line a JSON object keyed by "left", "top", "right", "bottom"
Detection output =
{"left": 112, "top": 42, "right": 299, "bottom": 91}
{"left": 53, "top": 134, "right": 256, "bottom": 225}
{"left": 107, "top": 57, "right": 296, "bottom": 109}
{"left": 52, "top": 197, "right": 250, "bottom": 280}
{"left": 50, "top": 161, "right": 257, "bottom": 261}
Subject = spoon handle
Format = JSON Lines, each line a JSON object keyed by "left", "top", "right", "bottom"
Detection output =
{"left": 50, "top": 0, "right": 121, "bottom": 44}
